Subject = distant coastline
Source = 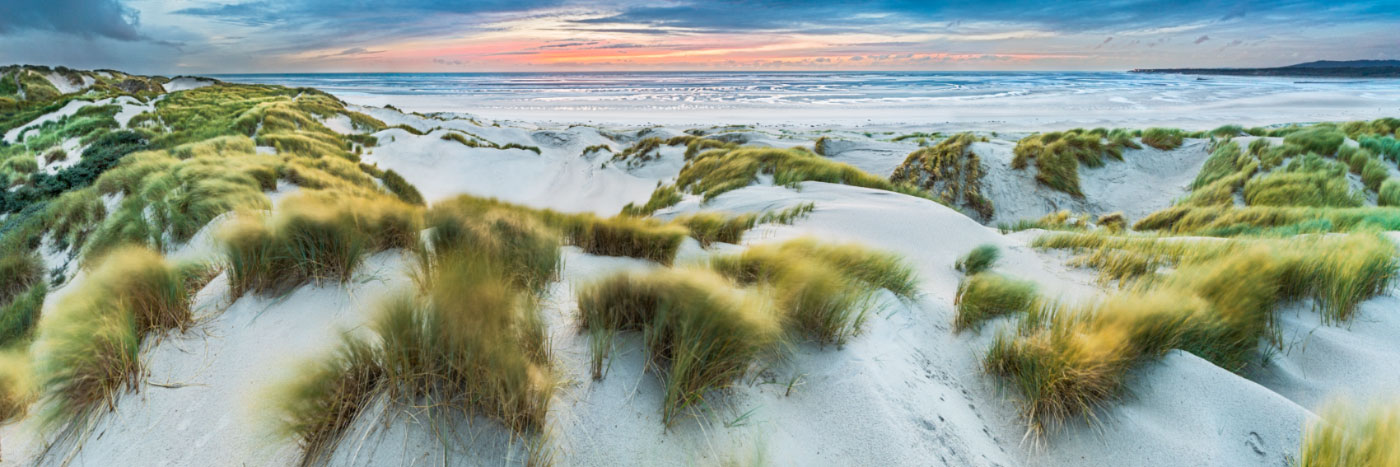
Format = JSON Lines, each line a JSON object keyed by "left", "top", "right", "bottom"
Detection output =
{"left": 1131, "top": 60, "right": 1400, "bottom": 78}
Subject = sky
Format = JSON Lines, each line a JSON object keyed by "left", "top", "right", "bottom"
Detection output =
{"left": 0, "top": 0, "right": 1398, "bottom": 74}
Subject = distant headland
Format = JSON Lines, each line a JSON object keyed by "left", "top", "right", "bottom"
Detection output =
{"left": 1131, "top": 60, "right": 1400, "bottom": 78}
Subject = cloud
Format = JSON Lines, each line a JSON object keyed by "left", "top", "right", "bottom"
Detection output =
{"left": 1194, "top": 35, "right": 1210, "bottom": 44}
{"left": 0, "top": 0, "right": 146, "bottom": 41}
{"left": 433, "top": 57, "right": 463, "bottom": 65}
{"left": 1094, "top": 36, "right": 1112, "bottom": 49}
{"left": 338, "top": 47, "right": 380, "bottom": 56}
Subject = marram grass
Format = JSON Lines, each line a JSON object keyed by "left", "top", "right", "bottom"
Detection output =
{"left": 954, "top": 244, "right": 1000, "bottom": 275}
{"left": 1299, "top": 400, "right": 1400, "bottom": 467}
{"left": 954, "top": 273, "right": 1037, "bottom": 332}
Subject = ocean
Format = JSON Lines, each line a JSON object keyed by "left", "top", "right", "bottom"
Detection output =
{"left": 213, "top": 71, "right": 1400, "bottom": 129}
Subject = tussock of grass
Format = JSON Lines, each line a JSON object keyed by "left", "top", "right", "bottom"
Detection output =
{"left": 0, "top": 349, "right": 37, "bottom": 423}
{"left": 1191, "top": 141, "right": 1248, "bottom": 190}
{"left": 677, "top": 146, "right": 925, "bottom": 201}
{"left": 713, "top": 238, "right": 919, "bottom": 301}
{"left": 1300, "top": 400, "right": 1400, "bottom": 467}
{"left": 1284, "top": 127, "right": 1347, "bottom": 156}
{"left": 954, "top": 273, "right": 1037, "bottom": 332}
{"left": 1, "top": 250, "right": 43, "bottom": 308}
{"left": 621, "top": 184, "right": 682, "bottom": 216}
{"left": 995, "top": 232, "right": 1397, "bottom": 436}
{"left": 673, "top": 212, "right": 756, "bottom": 247}
{"left": 377, "top": 169, "right": 424, "bottom": 205}
{"left": 1379, "top": 179, "right": 1400, "bottom": 206}
{"left": 999, "top": 210, "right": 1093, "bottom": 233}
{"left": 1244, "top": 171, "right": 1362, "bottom": 208}
{"left": 274, "top": 338, "right": 380, "bottom": 466}
{"left": 955, "top": 244, "right": 1000, "bottom": 275}
{"left": 1134, "top": 205, "right": 1400, "bottom": 236}
{"left": 890, "top": 133, "right": 994, "bottom": 218}
{"left": 1012, "top": 129, "right": 1140, "bottom": 197}
{"left": 430, "top": 195, "right": 687, "bottom": 264}
{"left": 0, "top": 281, "right": 46, "bottom": 346}
{"left": 32, "top": 246, "right": 188, "bottom": 428}
{"left": 1140, "top": 127, "right": 1185, "bottom": 150}
{"left": 222, "top": 193, "right": 422, "bottom": 296}
{"left": 423, "top": 202, "right": 561, "bottom": 294}
{"left": 577, "top": 268, "right": 780, "bottom": 423}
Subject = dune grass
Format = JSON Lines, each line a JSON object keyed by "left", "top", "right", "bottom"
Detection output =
{"left": 953, "top": 273, "right": 1037, "bottom": 332}
{"left": 620, "top": 184, "right": 682, "bottom": 216}
{"left": 672, "top": 212, "right": 756, "bottom": 247}
{"left": 1134, "top": 205, "right": 1400, "bottom": 236}
{"left": 422, "top": 201, "right": 561, "bottom": 294}
{"left": 1011, "top": 129, "right": 1140, "bottom": 197}
{"left": 990, "top": 232, "right": 1397, "bottom": 436}
{"left": 32, "top": 246, "right": 188, "bottom": 428}
{"left": 577, "top": 268, "right": 780, "bottom": 424}
{"left": 430, "top": 195, "right": 688, "bottom": 264}
{"left": 1243, "top": 171, "right": 1362, "bottom": 208}
{"left": 1283, "top": 127, "right": 1347, "bottom": 156}
{"left": 1379, "top": 179, "right": 1400, "bottom": 206}
{"left": 955, "top": 244, "right": 1000, "bottom": 275}
{"left": 1299, "top": 400, "right": 1400, "bottom": 467}
{"left": 1191, "top": 141, "right": 1249, "bottom": 190}
{"left": 0, "top": 348, "right": 37, "bottom": 423}
{"left": 890, "top": 133, "right": 994, "bottom": 218}
{"left": 377, "top": 169, "right": 424, "bottom": 205}
{"left": 221, "top": 193, "right": 422, "bottom": 297}
{"left": 1140, "top": 127, "right": 1185, "bottom": 150}
{"left": 1, "top": 249, "right": 43, "bottom": 308}
{"left": 274, "top": 338, "right": 381, "bottom": 466}
{"left": 676, "top": 146, "right": 926, "bottom": 201}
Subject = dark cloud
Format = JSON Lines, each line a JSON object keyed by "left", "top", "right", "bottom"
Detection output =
{"left": 536, "top": 41, "right": 599, "bottom": 49}
{"left": 433, "top": 57, "right": 463, "bottom": 65}
{"left": 338, "top": 47, "right": 379, "bottom": 55}
{"left": 1194, "top": 35, "right": 1210, "bottom": 44}
{"left": 0, "top": 0, "right": 145, "bottom": 41}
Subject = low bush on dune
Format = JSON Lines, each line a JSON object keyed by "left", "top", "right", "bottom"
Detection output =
{"left": 222, "top": 193, "right": 423, "bottom": 297}
{"left": 277, "top": 239, "right": 559, "bottom": 464}
{"left": 1283, "top": 127, "right": 1347, "bottom": 156}
{"left": 890, "top": 133, "right": 994, "bottom": 218}
{"left": 577, "top": 268, "right": 781, "bottom": 424}
{"left": 955, "top": 244, "right": 1000, "bottom": 275}
{"left": 1299, "top": 400, "right": 1400, "bottom": 467}
{"left": 953, "top": 273, "right": 1037, "bottom": 332}
{"left": 1140, "top": 127, "right": 1185, "bottom": 150}
{"left": 991, "top": 233, "right": 1396, "bottom": 436}
{"left": 32, "top": 247, "right": 188, "bottom": 428}
{"left": 676, "top": 146, "right": 926, "bottom": 201}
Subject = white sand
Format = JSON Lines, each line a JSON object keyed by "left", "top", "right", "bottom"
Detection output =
{"left": 5, "top": 97, "right": 1399, "bottom": 466}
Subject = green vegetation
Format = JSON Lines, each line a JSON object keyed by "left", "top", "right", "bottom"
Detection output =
{"left": 1012, "top": 129, "right": 1140, "bottom": 197}
{"left": 992, "top": 232, "right": 1395, "bottom": 436}
{"left": 1140, "top": 127, "right": 1185, "bottom": 150}
{"left": 954, "top": 273, "right": 1037, "bottom": 332}
{"left": 221, "top": 192, "right": 422, "bottom": 297}
{"left": 430, "top": 195, "right": 688, "bottom": 264}
{"left": 673, "top": 212, "right": 756, "bottom": 247}
{"left": 0, "top": 348, "right": 36, "bottom": 422}
{"left": 889, "top": 133, "right": 994, "bottom": 218}
{"left": 954, "top": 244, "right": 1000, "bottom": 275}
{"left": 579, "top": 268, "right": 778, "bottom": 424}
{"left": 1300, "top": 400, "right": 1400, "bottom": 467}
{"left": 1283, "top": 127, "right": 1347, "bottom": 156}
{"left": 32, "top": 247, "right": 188, "bottom": 429}
{"left": 677, "top": 146, "right": 925, "bottom": 201}
{"left": 620, "top": 185, "right": 683, "bottom": 216}
{"left": 377, "top": 169, "right": 425, "bottom": 205}
{"left": 1380, "top": 179, "right": 1400, "bottom": 206}
{"left": 1134, "top": 205, "right": 1400, "bottom": 236}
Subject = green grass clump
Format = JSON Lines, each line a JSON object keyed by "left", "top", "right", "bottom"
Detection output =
{"left": 430, "top": 195, "right": 687, "bottom": 264}
{"left": 577, "top": 268, "right": 780, "bottom": 424}
{"left": 1012, "top": 129, "right": 1141, "bottom": 197}
{"left": 954, "top": 244, "right": 1000, "bottom": 275}
{"left": 1243, "top": 171, "right": 1362, "bottom": 208}
{"left": 0, "top": 349, "right": 37, "bottom": 423}
{"left": 890, "top": 133, "right": 993, "bottom": 218}
{"left": 1379, "top": 179, "right": 1400, "bottom": 206}
{"left": 1284, "top": 127, "right": 1347, "bottom": 156}
{"left": 423, "top": 202, "right": 561, "bottom": 294}
{"left": 620, "top": 184, "right": 682, "bottom": 216}
{"left": 1299, "top": 400, "right": 1400, "bottom": 467}
{"left": 377, "top": 169, "right": 424, "bottom": 205}
{"left": 1360, "top": 136, "right": 1400, "bottom": 163}
{"left": 32, "top": 246, "right": 188, "bottom": 428}
{"left": 1140, "top": 128, "right": 1185, "bottom": 150}
{"left": 953, "top": 273, "right": 1037, "bottom": 332}
{"left": 274, "top": 338, "right": 381, "bottom": 465}
{"left": 712, "top": 237, "right": 919, "bottom": 301}
{"left": 0, "top": 250, "right": 43, "bottom": 308}
{"left": 221, "top": 193, "right": 422, "bottom": 296}
{"left": 1134, "top": 205, "right": 1400, "bottom": 236}
{"left": 1362, "top": 158, "right": 1390, "bottom": 192}
{"left": 994, "top": 232, "right": 1397, "bottom": 436}
{"left": 673, "top": 211, "right": 756, "bottom": 247}
{"left": 1191, "top": 141, "right": 1249, "bottom": 189}
{"left": 0, "top": 281, "right": 47, "bottom": 346}
{"left": 676, "top": 146, "right": 925, "bottom": 201}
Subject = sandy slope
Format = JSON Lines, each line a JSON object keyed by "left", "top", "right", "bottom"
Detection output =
{"left": 5, "top": 104, "right": 1398, "bottom": 466}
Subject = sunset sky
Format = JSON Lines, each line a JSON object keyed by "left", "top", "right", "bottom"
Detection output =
{"left": 1, "top": 0, "right": 1398, "bottom": 74}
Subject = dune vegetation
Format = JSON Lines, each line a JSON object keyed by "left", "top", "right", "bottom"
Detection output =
{"left": 890, "top": 133, "right": 995, "bottom": 218}
{"left": 1299, "top": 400, "right": 1399, "bottom": 467}
{"left": 1011, "top": 128, "right": 1142, "bottom": 196}
{"left": 676, "top": 146, "right": 927, "bottom": 200}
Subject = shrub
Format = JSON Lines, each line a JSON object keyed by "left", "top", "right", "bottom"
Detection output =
{"left": 1300, "top": 400, "right": 1400, "bottom": 467}
{"left": 954, "top": 273, "right": 1037, "bottom": 332}
{"left": 955, "top": 244, "right": 1000, "bottom": 275}
{"left": 1141, "top": 128, "right": 1185, "bottom": 150}
{"left": 578, "top": 268, "right": 780, "bottom": 423}
{"left": 1284, "top": 127, "right": 1347, "bottom": 156}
